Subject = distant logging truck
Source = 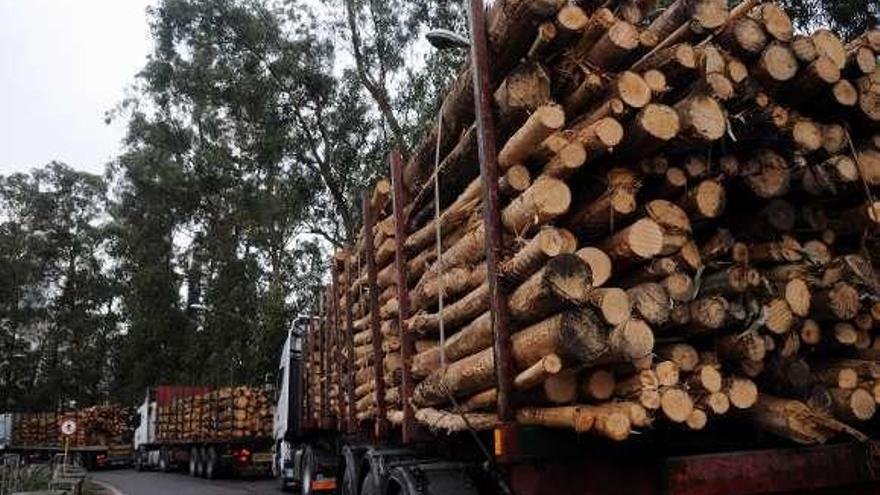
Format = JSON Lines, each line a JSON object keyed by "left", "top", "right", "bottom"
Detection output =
{"left": 133, "top": 385, "right": 276, "bottom": 478}
{"left": 0, "top": 406, "right": 133, "bottom": 469}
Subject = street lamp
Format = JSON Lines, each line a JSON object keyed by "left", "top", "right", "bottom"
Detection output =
{"left": 426, "top": 29, "right": 470, "bottom": 50}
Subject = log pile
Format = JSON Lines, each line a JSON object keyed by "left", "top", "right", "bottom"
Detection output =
{"left": 156, "top": 386, "right": 273, "bottom": 442}
{"left": 11, "top": 412, "right": 60, "bottom": 447}
{"left": 11, "top": 406, "right": 131, "bottom": 448}
{"left": 310, "top": 0, "right": 880, "bottom": 447}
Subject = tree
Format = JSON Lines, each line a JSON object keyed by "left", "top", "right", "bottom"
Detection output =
{"left": 0, "top": 163, "right": 119, "bottom": 409}
{"left": 338, "top": 0, "right": 467, "bottom": 157}
{"left": 780, "top": 0, "right": 878, "bottom": 39}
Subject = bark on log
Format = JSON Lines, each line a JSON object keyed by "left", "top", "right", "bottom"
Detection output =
{"left": 750, "top": 395, "right": 866, "bottom": 444}
{"left": 498, "top": 105, "right": 566, "bottom": 170}
{"left": 509, "top": 254, "right": 593, "bottom": 323}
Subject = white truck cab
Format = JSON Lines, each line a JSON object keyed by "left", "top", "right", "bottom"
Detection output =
{"left": 134, "top": 394, "right": 156, "bottom": 452}
{"left": 0, "top": 413, "right": 12, "bottom": 451}
{"left": 273, "top": 320, "right": 305, "bottom": 490}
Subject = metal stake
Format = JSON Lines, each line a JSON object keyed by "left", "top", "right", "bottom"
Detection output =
{"left": 467, "top": 0, "right": 514, "bottom": 423}
{"left": 363, "top": 191, "right": 388, "bottom": 440}
{"left": 390, "top": 149, "right": 417, "bottom": 443}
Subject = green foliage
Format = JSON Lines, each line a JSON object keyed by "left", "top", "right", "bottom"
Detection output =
{"left": 0, "top": 163, "right": 117, "bottom": 410}
{"left": 779, "top": 0, "right": 878, "bottom": 39}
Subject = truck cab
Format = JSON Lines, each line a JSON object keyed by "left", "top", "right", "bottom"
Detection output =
{"left": 133, "top": 393, "right": 157, "bottom": 469}
{"left": 0, "top": 413, "right": 12, "bottom": 451}
{"left": 273, "top": 326, "right": 302, "bottom": 489}
{"left": 273, "top": 317, "right": 339, "bottom": 493}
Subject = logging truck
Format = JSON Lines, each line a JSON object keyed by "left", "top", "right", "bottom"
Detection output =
{"left": 0, "top": 410, "right": 133, "bottom": 469}
{"left": 133, "top": 385, "right": 275, "bottom": 478}
{"left": 267, "top": 0, "right": 880, "bottom": 492}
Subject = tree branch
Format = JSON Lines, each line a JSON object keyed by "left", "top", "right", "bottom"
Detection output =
{"left": 344, "top": 0, "right": 409, "bottom": 158}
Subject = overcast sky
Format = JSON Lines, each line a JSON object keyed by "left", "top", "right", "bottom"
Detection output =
{"left": 0, "top": 0, "right": 156, "bottom": 176}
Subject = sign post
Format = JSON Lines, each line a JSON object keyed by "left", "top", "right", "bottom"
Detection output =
{"left": 60, "top": 419, "right": 77, "bottom": 469}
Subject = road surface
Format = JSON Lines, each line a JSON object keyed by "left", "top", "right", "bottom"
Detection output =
{"left": 91, "top": 469, "right": 282, "bottom": 495}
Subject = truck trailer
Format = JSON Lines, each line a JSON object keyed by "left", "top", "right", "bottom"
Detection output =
{"left": 270, "top": 0, "right": 880, "bottom": 493}
{"left": 133, "top": 384, "right": 275, "bottom": 478}
{"left": 0, "top": 408, "right": 133, "bottom": 469}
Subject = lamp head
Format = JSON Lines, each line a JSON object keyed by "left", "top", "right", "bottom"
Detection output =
{"left": 426, "top": 29, "right": 470, "bottom": 50}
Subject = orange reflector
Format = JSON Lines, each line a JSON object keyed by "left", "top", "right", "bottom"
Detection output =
{"left": 494, "top": 428, "right": 504, "bottom": 457}
{"left": 312, "top": 478, "right": 337, "bottom": 491}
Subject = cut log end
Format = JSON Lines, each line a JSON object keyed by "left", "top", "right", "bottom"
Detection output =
{"left": 639, "top": 104, "right": 681, "bottom": 141}
{"left": 785, "top": 278, "right": 812, "bottom": 318}
{"left": 760, "top": 43, "right": 798, "bottom": 83}
{"left": 661, "top": 388, "right": 694, "bottom": 423}
{"left": 686, "top": 409, "right": 708, "bottom": 430}
{"left": 583, "top": 369, "right": 616, "bottom": 401}
{"left": 706, "top": 391, "right": 731, "bottom": 415}
{"left": 728, "top": 378, "right": 759, "bottom": 409}
{"left": 625, "top": 219, "right": 666, "bottom": 260}
{"left": 577, "top": 247, "right": 613, "bottom": 288}
{"left": 612, "top": 318, "right": 656, "bottom": 362}
{"left": 692, "top": 180, "right": 726, "bottom": 219}
{"left": 618, "top": 71, "right": 652, "bottom": 109}
{"left": 592, "top": 288, "right": 633, "bottom": 326}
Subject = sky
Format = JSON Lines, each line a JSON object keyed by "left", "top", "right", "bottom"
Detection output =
{"left": 0, "top": 0, "right": 156, "bottom": 176}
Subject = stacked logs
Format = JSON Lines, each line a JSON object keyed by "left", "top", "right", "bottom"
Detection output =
{"left": 12, "top": 412, "right": 61, "bottom": 446}
{"left": 312, "top": 0, "right": 880, "bottom": 446}
{"left": 156, "top": 386, "right": 273, "bottom": 442}
{"left": 11, "top": 406, "right": 131, "bottom": 448}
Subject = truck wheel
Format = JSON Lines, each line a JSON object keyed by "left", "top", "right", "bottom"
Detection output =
{"left": 360, "top": 471, "right": 377, "bottom": 495}
{"left": 341, "top": 447, "right": 362, "bottom": 495}
{"left": 159, "top": 449, "right": 170, "bottom": 473}
{"left": 189, "top": 447, "right": 200, "bottom": 477}
{"left": 204, "top": 446, "right": 218, "bottom": 479}
{"left": 301, "top": 446, "right": 315, "bottom": 495}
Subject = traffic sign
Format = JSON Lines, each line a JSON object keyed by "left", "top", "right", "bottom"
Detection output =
{"left": 60, "top": 419, "right": 77, "bottom": 436}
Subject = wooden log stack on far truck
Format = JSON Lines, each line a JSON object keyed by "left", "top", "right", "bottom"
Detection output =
{"left": 0, "top": 406, "right": 133, "bottom": 469}
{"left": 285, "top": 1, "right": 880, "bottom": 494}
{"left": 133, "top": 385, "right": 275, "bottom": 478}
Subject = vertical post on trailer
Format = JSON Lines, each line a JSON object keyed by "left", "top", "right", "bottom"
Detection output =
{"left": 320, "top": 288, "right": 329, "bottom": 430}
{"left": 309, "top": 314, "right": 319, "bottom": 429}
{"left": 467, "top": 0, "right": 515, "bottom": 424}
{"left": 331, "top": 266, "right": 343, "bottom": 432}
{"left": 299, "top": 320, "right": 309, "bottom": 434}
{"left": 389, "top": 149, "right": 416, "bottom": 443}
{"left": 363, "top": 191, "right": 388, "bottom": 440}
{"left": 344, "top": 250, "right": 358, "bottom": 433}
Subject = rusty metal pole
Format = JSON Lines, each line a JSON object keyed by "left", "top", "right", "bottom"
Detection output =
{"left": 390, "top": 149, "right": 417, "bottom": 443}
{"left": 467, "top": 0, "right": 514, "bottom": 423}
{"left": 320, "top": 287, "right": 330, "bottom": 429}
{"left": 344, "top": 251, "right": 358, "bottom": 433}
{"left": 300, "top": 319, "right": 310, "bottom": 433}
{"left": 363, "top": 191, "right": 388, "bottom": 440}
{"left": 330, "top": 269, "right": 340, "bottom": 431}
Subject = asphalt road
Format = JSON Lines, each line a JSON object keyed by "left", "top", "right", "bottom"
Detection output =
{"left": 91, "top": 469, "right": 284, "bottom": 495}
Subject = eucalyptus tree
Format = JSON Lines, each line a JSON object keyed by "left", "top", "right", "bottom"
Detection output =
{"left": 0, "top": 163, "right": 118, "bottom": 409}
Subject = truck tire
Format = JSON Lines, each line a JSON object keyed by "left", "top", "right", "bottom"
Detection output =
{"left": 360, "top": 471, "right": 378, "bottom": 495}
{"left": 301, "top": 446, "right": 315, "bottom": 495}
{"left": 189, "top": 447, "right": 200, "bottom": 477}
{"left": 159, "top": 448, "right": 171, "bottom": 473}
{"left": 204, "top": 446, "right": 218, "bottom": 479}
{"left": 135, "top": 449, "right": 145, "bottom": 472}
{"left": 388, "top": 464, "right": 480, "bottom": 495}
{"left": 341, "top": 446, "right": 364, "bottom": 495}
